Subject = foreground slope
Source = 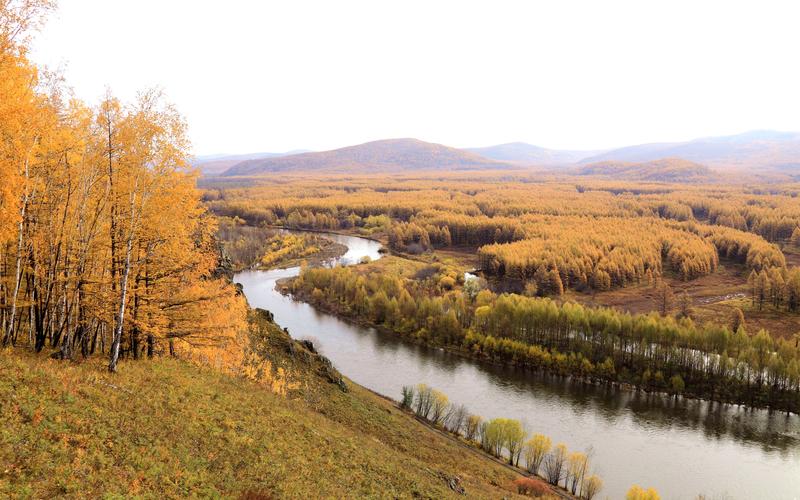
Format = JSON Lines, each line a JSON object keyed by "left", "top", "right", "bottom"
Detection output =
{"left": 222, "top": 138, "right": 511, "bottom": 175}
{"left": 0, "top": 313, "right": 527, "bottom": 499}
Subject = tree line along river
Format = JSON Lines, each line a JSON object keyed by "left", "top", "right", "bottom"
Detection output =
{"left": 234, "top": 230, "right": 800, "bottom": 500}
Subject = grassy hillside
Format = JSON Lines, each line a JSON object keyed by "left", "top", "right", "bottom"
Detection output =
{"left": 0, "top": 312, "right": 532, "bottom": 499}
{"left": 222, "top": 138, "right": 512, "bottom": 175}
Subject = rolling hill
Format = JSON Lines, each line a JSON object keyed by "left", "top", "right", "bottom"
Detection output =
{"left": 221, "top": 138, "right": 512, "bottom": 175}
{"left": 467, "top": 142, "right": 603, "bottom": 165}
{"left": 580, "top": 130, "right": 800, "bottom": 170}
{"left": 193, "top": 150, "right": 311, "bottom": 176}
{"left": 576, "top": 158, "right": 716, "bottom": 182}
{"left": 209, "top": 130, "right": 800, "bottom": 177}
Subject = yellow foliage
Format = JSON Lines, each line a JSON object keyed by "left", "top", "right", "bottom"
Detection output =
{"left": 626, "top": 485, "right": 661, "bottom": 500}
{"left": 241, "top": 351, "right": 300, "bottom": 396}
{"left": 260, "top": 233, "right": 327, "bottom": 268}
{"left": 0, "top": 2, "right": 248, "bottom": 372}
{"left": 207, "top": 174, "right": 799, "bottom": 297}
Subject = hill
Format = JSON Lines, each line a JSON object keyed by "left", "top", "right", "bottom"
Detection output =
{"left": 467, "top": 142, "right": 602, "bottom": 165}
{"left": 580, "top": 130, "right": 800, "bottom": 170}
{"left": 193, "top": 151, "right": 311, "bottom": 176}
{"left": 208, "top": 130, "right": 800, "bottom": 176}
{"left": 0, "top": 311, "right": 533, "bottom": 499}
{"left": 576, "top": 158, "right": 715, "bottom": 182}
{"left": 221, "top": 139, "right": 512, "bottom": 175}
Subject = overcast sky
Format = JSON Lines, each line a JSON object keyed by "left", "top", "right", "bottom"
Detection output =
{"left": 31, "top": 0, "right": 800, "bottom": 156}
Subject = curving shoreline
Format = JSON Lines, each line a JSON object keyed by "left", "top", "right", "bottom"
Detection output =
{"left": 284, "top": 283, "right": 800, "bottom": 415}
{"left": 234, "top": 229, "right": 800, "bottom": 500}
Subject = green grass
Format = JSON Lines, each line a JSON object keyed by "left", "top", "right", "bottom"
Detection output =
{"left": 0, "top": 317, "right": 524, "bottom": 499}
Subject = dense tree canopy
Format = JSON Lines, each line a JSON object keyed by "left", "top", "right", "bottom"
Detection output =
{"left": 206, "top": 175, "right": 800, "bottom": 295}
{"left": 294, "top": 263, "right": 800, "bottom": 412}
{"left": 0, "top": 1, "right": 246, "bottom": 371}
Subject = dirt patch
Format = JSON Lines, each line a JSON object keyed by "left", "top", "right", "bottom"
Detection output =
{"left": 782, "top": 245, "right": 800, "bottom": 267}
{"left": 566, "top": 261, "right": 749, "bottom": 315}
{"left": 564, "top": 259, "right": 800, "bottom": 340}
{"left": 697, "top": 292, "right": 747, "bottom": 305}
{"left": 698, "top": 298, "right": 800, "bottom": 340}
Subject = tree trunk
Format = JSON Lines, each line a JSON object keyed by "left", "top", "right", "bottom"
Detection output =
{"left": 5, "top": 152, "right": 32, "bottom": 346}
{"left": 108, "top": 233, "right": 134, "bottom": 372}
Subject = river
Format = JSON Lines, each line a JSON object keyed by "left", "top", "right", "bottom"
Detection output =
{"left": 234, "top": 230, "right": 800, "bottom": 500}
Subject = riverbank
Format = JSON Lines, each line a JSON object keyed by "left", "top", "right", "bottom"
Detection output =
{"left": 403, "top": 407, "right": 575, "bottom": 499}
{"left": 266, "top": 225, "right": 387, "bottom": 245}
{"left": 286, "top": 276, "right": 799, "bottom": 415}
{"left": 253, "top": 232, "right": 348, "bottom": 271}
{"left": 285, "top": 284, "right": 632, "bottom": 385}
{"left": 262, "top": 239, "right": 348, "bottom": 270}
{"left": 234, "top": 229, "right": 800, "bottom": 499}
{"left": 356, "top": 382, "right": 575, "bottom": 498}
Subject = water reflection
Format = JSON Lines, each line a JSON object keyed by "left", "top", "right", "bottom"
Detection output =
{"left": 235, "top": 231, "right": 800, "bottom": 500}
{"left": 354, "top": 321, "right": 799, "bottom": 451}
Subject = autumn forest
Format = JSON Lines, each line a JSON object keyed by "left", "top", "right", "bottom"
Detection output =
{"left": 0, "top": 2, "right": 245, "bottom": 371}
{"left": 4, "top": 1, "right": 800, "bottom": 499}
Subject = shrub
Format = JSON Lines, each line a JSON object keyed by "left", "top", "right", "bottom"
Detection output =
{"left": 400, "top": 385, "right": 414, "bottom": 409}
{"left": 513, "top": 477, "right": 550, "bottom": 497}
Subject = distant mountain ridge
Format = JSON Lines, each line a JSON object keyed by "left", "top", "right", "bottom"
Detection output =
{"left": 579, "top": 130, "right": 800, "bottom": 169}
{"left": 193, "top": 150, "right": 311, "bottom": 176}
{"left": 209, "top": 130, "right": 800, "bottom": 177}
{"left": 221, "top": 138, "right": 512, "bottom": 175}
{"left": 466, "top": 142, "right": 604, "bottom": 165}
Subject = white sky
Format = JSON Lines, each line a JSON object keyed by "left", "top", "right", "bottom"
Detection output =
{"left": 31, "top": 0, "right": 800, "bottom": 156}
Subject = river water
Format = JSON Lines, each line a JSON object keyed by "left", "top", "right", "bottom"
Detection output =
{"left": 234, "top": 231, "right": 800, "bottom": 500}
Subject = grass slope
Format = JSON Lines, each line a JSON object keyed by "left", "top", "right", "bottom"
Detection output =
{"left": 0, "top": 315, "right": 525, "bottom": 499}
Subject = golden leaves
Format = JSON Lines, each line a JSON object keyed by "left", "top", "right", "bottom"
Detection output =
{"left": 241, "top": 352, "right": 299, "bottom": 396}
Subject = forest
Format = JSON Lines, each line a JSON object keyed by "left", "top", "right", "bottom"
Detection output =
{"left": 291, "top": 258, "right": 800, "bottom": 412}
{"left": 0, "top": 1, "right": 246, "bottom": 372}
{"left": 203, "top": 172, "right": 800, "bottom": 413}
{"left": 206, "top": 175, "right": 800, "bottom": 324}
{"left": 6, "top": 1, "right": 799, "bottom": 498}
{"left": 206, "top": 176, "right": 797, "bottom": 277}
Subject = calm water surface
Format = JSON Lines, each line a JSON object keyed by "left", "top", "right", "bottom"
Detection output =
{"left": 235, "top": 231, "right": 800, "bottom": 500}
